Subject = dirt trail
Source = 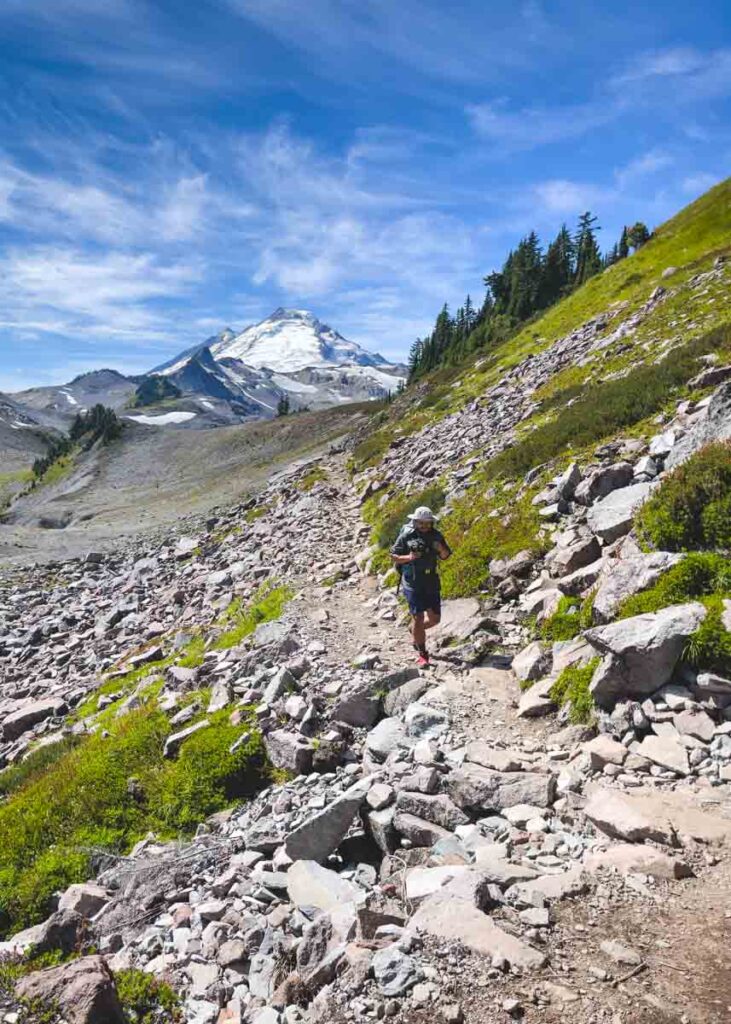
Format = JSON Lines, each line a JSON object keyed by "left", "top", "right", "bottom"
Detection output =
{"left": 301, "top": 458, "right": 731, "bottom": 1024}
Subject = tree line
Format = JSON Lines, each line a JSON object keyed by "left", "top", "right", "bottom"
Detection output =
{"left": 32, "top": 405, "right": 122, "bottom": 478}
{"left": 408, "top": 215, "right": 651, "bottom": 379}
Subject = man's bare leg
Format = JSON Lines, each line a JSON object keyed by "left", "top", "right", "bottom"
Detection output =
{"left": 412, "top": 612, "right": 426, "bottom": 649}
{"left": 424, "top": 609, "right": 441, "bottom": 631}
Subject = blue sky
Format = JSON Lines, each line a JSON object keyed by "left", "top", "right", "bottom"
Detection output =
{"left": 0, "top": 0, "right": 729, "bottom": 390}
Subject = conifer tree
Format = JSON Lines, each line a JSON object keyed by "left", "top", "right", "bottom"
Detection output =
{"left": 574, "top": 212, "right": 602, "bottom": 286}
{"left": 627, "top": 222, "right": 650, "bottom": 250}
{"left": 618, "top": 226, "right": 629, "bottom": 260}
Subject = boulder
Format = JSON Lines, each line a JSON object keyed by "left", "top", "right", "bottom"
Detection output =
{"left": 263, "top": 730, "right": 313, "bottom": 774}
{"left": 517, "top": 678, "right": 556, "bottom": 718}
{"left": 285, "top": 777, "right": 372, "bottom": 862}
{"left": 15, "top": 955, "right": 125, "bottom": 1024}
{"left": 582, "top": 734, "right": 627, "bottom": 770}
{"left": 547, "top": 535, "right": 601, "bottom": 579}
{"left": 445, "top": 765, "right": 555, "bottom": 814}
{"left": 430, "top": 599, "right": 490, "bottom": 644}
{"left": 673, "top": 709, "right": 715, "bottom": 742}
{"left": 366, "top": 718, "right": 408, "bottom": 762}
{"left": 512, "top": 641, "right": 551, "bottom": 683}
{"left": 404, "top": 702, "right": 448, "bottom": 739}
{"left": 332, "top": 668, "right": 420, "bottom": 728}
{"left": 592, "top": 551, "right": 683, "bottom": 624}
{"left": 574, "top": 462, "right": 634, "bottom": 506}
{"left": 464, "top": 741, "right": 522, "bottom": 773}
{"left": 2, "top": 697, "right": 68, "bottom": 741}
{"left": 665, "top": 381, "right": 731, "bottom": 470}
{"left": 409, "top": 895, "right": 545, "bottom": 969}
{"left": 583, "top": 789, "right": 675, "bottom": 845}
{"left": 586, "top": 481, "right": 654, "bottom": 544}
{"left": 393, "top": 812, "right": 453, "bottom": 847}
{"left": 372, "top": 946, "right": 423, "bottom": 997}
{"left": 586, "top": 603, "right": 707, "bottom": 707}
{"left": 583, "top": 844, "right": 692, "bottom": 880}
{"left": 395, "top": 791, "right": 469, "bottom": 831}
{"left": 506, "top": 867, "right": 587, "bottom": 906}
{"left": 163, "top": 719, "right": 210, "bottom": 758}
{"left": 634, "top": 734, "right": 690, "bottom": 776}
{"left": 554, "top": 462, "right": 582, "bottom": 501}
{"left": 58, "top": 883, "right": 110, "bottom": 919}
{"left": 287, "top": 861, "right": 361, "bottom": 913}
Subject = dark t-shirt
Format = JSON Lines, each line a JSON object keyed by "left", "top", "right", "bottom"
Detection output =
{"left": 391, "top": 525, "right": 451, "bottom": 589}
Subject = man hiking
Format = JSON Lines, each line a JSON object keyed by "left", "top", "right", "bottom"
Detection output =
{"left": 390, "top": 505, "right": 452, "bottom": 667}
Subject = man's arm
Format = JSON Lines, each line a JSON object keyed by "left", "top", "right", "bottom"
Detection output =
{"left": 435, "top": 534, "right": 452, "bottom": 560}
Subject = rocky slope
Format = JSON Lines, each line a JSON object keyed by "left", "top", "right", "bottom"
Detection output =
{"left": 1, "top": 183, "right": 731, "bottom": 1024}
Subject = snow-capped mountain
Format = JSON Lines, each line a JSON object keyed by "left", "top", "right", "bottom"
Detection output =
{"left": 210, "top": 308, "right": 397, "bottom": 374}
{"left": 3, "top": 310, "right": 405, "bottom": 437}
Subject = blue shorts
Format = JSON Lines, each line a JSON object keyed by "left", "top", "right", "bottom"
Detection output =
{"left": 403, "top": 582, "right": 441, "bottom": 617}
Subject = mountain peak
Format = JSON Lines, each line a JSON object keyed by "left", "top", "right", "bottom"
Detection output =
{"left": 211, "top": 307, "right": 387, "bottom": 373}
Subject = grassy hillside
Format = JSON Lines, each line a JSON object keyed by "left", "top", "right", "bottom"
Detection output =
{"left": 358, "top": 179, "right": 731, "bottom": 597}
{"left": 353, "top": 178, "right": 731, "bottom": 474}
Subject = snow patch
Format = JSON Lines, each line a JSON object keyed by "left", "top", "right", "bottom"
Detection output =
{"left": 126, "top": 411, "right": 197, "bottom": 426}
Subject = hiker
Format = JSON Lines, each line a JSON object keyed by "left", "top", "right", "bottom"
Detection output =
{"left": 390, "top": 505, "right": 452, "bottom": 666}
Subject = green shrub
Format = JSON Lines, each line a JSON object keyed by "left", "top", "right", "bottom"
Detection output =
{"left": 617, "top": 553, "right": 731, "bottom": 618}
{"left": 635, "top": 442, "right": 731, "bottom": 552}
{"left": 439, "top": 489, "right": 546, "bottom": 598}
{"left": 549, "top": 658, "right": 599, "bottom": 723}
{"left": 684, "top": 596, "right": 731, "bottom": 677}
{"left": 116, "top": 968, "right": 182, "bottom": 1023}
{"left": 0, "top": 704, "right": 265, "bottom": 937}
{"left": 540, "top": 596, "right": 582, "bottom": 642}
{"left": 296, "top": 465, "right": 328, "bottom": 491}
{"left": 485, "top": 326, "right": 731, "bottom": 482}
{"left": 215, "top": 582, "right": 293, "bottom": 649}
{"left": 146, "top": 711, "right": 265, "bottom": 831}
{"left": 0, "top": 737, "right": 82, "bottom": 799}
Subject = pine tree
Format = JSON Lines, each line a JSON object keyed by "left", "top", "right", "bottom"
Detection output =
{"left": 627, "top": 222, "right": 650, "bottom": 250}
{"left": 574, "top": 212, "right": 602, "bottom": 286}
{"left": 540, "top": 225, "right": 574, "bottom": 307}
{"left": 277, "top": 394, "right": 290, "bottom": 416}
{"left": 618, "top": 226, "right": 629, "bottom": 260}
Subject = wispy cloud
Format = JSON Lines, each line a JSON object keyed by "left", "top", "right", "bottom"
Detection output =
{"left": 467, "top": 99, "right": 612, "bottom": 150}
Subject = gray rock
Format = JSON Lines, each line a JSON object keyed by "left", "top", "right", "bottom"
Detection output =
{"left": 517, "top": 678, "right": 556, "bottom": 718}
{"left": 464, "top": 741, "right": 522, "bottom": 773}
{"left": 284, "top": 776, "right": 371, "bottom": 862}
{"left": 372, "top": 946, "right": 424, "bottom": 997}
{"left": 393, "top": 812, "right": 453, "bottom": 847}
{"left": 586, "top": 603, "right": 707, "bottom": 707}
{"left": 582, "top": 735, "right": 627, "bottom": 769}
{"left": 666, "top": 381, "right": 731, "bottom": 469}
{"left": 600, "top": 940, "right": 642, "bottom": 966}
{"left": 673, "top": 709, "right": 715, "bottom": 742}
{"left": 332, "top": 668, "right": 421, "bottom": 728}
{"left": 445, "top": 765, "right": 555, "bottom": 814}
{"left": 2, "top": 697, "right": 68, "bottom": 741}
{"left": 583, "top": 788, "right": 674, "bottom": 845}
{"left": 395, "top": 791, "right": 469, "bottom": 831}
{"left": 15, "top": 955, "right": 125, "bottom": 1024}
{"left": 555, "top": 462, "right": 582, "bottom": 501}
{"left": 366, "top": 718, "right": 408, "bottom": 761}
{"left": 264, "top": 730, "right": 313, "bottom": 774}
{"left": 634, "top": 734, "right": 690, "bottom": 776}
{"left": 592, "top": 551, "right": 683, "bottom": 624}
{"left": 297, "top": 914, "right": 333, "bottom": 973}
{"left": 287, "top": 860, "right": 360, "bottom": 913}
{"left": 409, "top": 894, "right": 545, "bottom": 969}
{"left": 547, "top": 535, "right": 601, "bottom": 578}
{"left": 574, "top": 462, "right": 634, "bottom": 506}
{"left": 58, "top": 883, "right": 109, "bottom": 919}
{"left": 404, "top": 702, "right": 448, "bottom": 739}
{"left": 512, "top": 641, "right": 551, "bottom": 683}
{"left": 163, "top": 719, "right": 210, "bottom": 758}
{"left": 586, "top": 481, "right": 654, "bottom": 544}
{"left": 368, "top": 806, "right": 398, "bottom": 854}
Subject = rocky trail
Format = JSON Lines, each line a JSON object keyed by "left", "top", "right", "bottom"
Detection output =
{"left": 3, "top": 325, "right": 731, "bottom": 1023}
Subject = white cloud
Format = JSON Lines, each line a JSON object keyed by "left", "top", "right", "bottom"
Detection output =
{"left": 682, "top": 172, "right": 721, "bottom": 195}
{"left": 467, "top": 99, "right": 612, "bottom": 150}
{"left": 0, "top": 248, "right": 201, "bottom": 342}
{"left": 531, "top": 179, "right": 611, "bottom": 215}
